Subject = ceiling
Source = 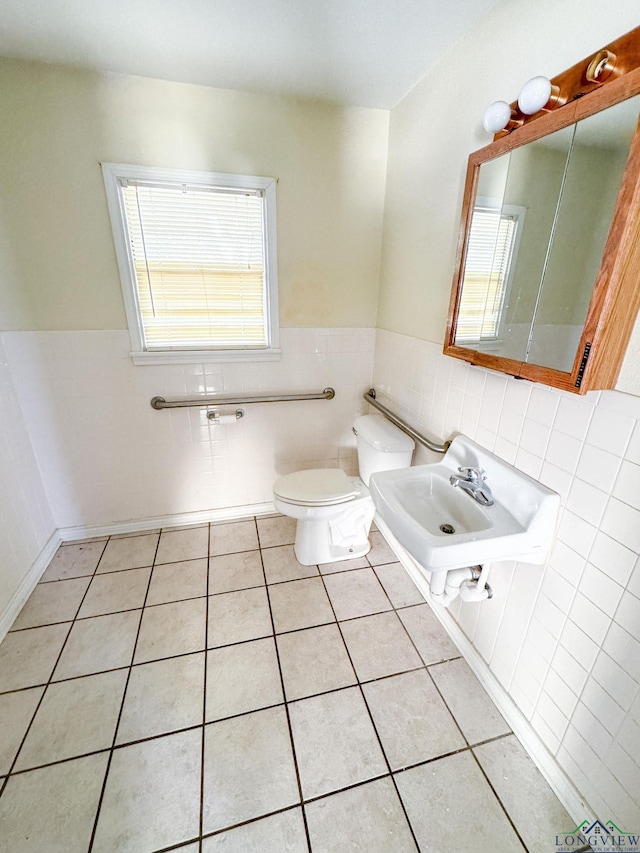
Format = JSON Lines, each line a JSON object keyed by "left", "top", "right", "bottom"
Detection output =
{"left": 0, "top": 0, "right": 499, "bottom": 108}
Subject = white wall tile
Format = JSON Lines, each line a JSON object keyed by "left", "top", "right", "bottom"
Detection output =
{"left": 566, "top": 479, "right": 608, "bottom": 528}
{"left": 546, "top": 431, "right": 583, "bottom": 474}
{"left": 586, "top": 407, "right": 635, "bottom": 456}
{"left": 626, "top": 422, "right": 640, "bottom": 465}
{"left": 526, "top": 386, "right": 560, "bottom": 428}
{"left": 567, "top": 594, "right": 610, "bottom": 646}
{"left": 611, "top": 713, "right": 640, "bottom": 766}
{"left": 548, "top": 540, "right": 585, "bottom": 587}
{"left": 627, "top": 559, "right": 640, "bottom": 600}
{"left": 581, "top": 679, "right": 626, "bottom": 736}
{"left": 371, "top": 330, "right": 640, "bottom": 826}
{"left": 560, "top": 620, "right": 599, "bottom": 672}
{"left": 571, "top": 703, "right": 613, "bottom": 758}
{"left": 7, "top": 329, "right": 375, "bottom": 528}
{"left": 614, "top": 590, "right": 640, "bottom": 644}
{"left": 603, "top": 622, "right": 640, "bottom": 684}
{"left": 591, "top": 652, "right": 639, "bottom": 713}
{"left": 542, "top": 668, "right": 578, "bottom": 720}
{"left": 520, "top": 418, "right": 551, "bottom": 458}
{"left": 612, "top": 460, "right": 640, "bottom": 512}
{"left": 578, "top": 564, "right": 623, "bottom": 619}
{"left": 553, "top": 396, "right": 594, "bottom": 441}
{"left": 588, "top": 532, "right": 636, "bottom": 588}
{"left": 557, "top": 510, "right": 597, "bottom": 559}
{"left": 540, "top": 568, "right": 575, "bottom": 614}
{"left": 603, "top": 743, "right": 640, "bottom": 810}
{"left": 600, "top": 498, "right": 640, "bottom": 553}
{"left": 576, "top": 444, "right": 622, "bottom": 494}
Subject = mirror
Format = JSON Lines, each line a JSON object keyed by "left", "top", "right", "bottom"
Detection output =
{"left": 454, "top": 96, "right": 638, "bottom": 373}
{"left": 446, "top": 30, "right": 640, "bottom": 395}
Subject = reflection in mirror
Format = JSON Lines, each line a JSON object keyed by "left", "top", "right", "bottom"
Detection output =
{"left": 454, "top": 95, "right": 639, "bottom": 372}
{"left": 529, "top": 95, "right": 638, "bottom": 370}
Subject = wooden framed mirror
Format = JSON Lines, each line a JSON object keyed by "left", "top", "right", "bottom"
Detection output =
{"left": 445, "top": 27, "right": 640, "bottom": 394}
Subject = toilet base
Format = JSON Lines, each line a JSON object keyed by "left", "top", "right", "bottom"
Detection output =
{"left": 274, "top": 478, "right": 377, "bottom": 566}
{"left": 293, "top": 517, "right": 373, "bottom": 566}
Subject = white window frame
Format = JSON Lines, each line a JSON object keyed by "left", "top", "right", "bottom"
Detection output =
{"left": 102, "top": 163, "right": 280, "bottom": 364}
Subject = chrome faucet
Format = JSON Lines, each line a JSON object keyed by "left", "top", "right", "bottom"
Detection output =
{"left": 449, "top": 466, "right": 494, "bottom": 506}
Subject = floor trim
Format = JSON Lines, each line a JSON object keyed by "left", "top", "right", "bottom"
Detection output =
{"left": 58, "top": 502, "right": 277, "bottom": 542}
{"left": 0, "top": 530, "right": 61, "bottom": 643}
{"left": 374, "top": 513, "right": 596, "bottom": 826}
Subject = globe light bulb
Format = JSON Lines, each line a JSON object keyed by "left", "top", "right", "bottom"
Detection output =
{"left": 482, "top": 101, "right": 512, "bottom": 134}
{"left": 518, "top": 76, "right": 552, "bottom": 115}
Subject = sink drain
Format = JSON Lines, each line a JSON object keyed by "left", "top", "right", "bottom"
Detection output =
{"left": 440, "top": 523, "right": 456, "bottom": 535}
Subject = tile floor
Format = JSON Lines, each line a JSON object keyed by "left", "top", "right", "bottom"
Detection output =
{"left": 0, "top": 517, "right": 575, "bottom": 852}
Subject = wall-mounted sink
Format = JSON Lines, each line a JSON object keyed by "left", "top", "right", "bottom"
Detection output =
{"left": 370, "top": 435, "right": 560, "bottom": 573}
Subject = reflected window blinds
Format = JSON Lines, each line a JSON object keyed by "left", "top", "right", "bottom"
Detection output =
{"left": 457, "top": 207, "right": 518, "bottom": 342}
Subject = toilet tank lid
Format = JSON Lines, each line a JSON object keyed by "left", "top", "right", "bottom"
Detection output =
{"left": 354, "top": 414, "right": 415, "bottom": 452}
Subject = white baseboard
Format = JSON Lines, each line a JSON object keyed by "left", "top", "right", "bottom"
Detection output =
{"left": 58, "top": 501, "right": 277, "bottom": 542}
{"left": 374, "top": 513, "right": 595, "bottom": 825}
{"left": 0, "top": 530, "right": 61, "bottom": 644}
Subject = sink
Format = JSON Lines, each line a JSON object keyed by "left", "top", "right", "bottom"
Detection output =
{"left": 369, "top": 435, "right": 560, "bottom": 572}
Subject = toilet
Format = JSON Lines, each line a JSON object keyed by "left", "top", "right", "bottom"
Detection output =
{"left": 273, "top": 414, "right": 415, "bottom": 565}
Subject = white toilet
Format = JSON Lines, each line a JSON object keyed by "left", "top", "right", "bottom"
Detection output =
{"left": 273, "top": 414, "right": 415, "bottom": 565}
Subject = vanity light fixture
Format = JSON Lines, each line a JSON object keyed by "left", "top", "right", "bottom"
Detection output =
{"left": 517, "top": 75, "right": 563, "bottom": 114}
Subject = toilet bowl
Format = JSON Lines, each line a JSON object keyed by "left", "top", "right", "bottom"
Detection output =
{"left": 273, "top": 414, "right": 414, "bottom": 566}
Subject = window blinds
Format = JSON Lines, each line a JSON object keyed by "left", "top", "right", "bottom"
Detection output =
{"left": 457, "top": 207, "right": 517, "bottom": 342}
{"left": 121, "top": 181, "right": 268, "bottom": 350}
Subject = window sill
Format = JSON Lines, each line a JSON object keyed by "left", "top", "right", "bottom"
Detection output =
{"left": 131, "top": 349, "right": 282, "bottom": 366}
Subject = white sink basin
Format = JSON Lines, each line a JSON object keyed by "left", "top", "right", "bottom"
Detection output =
{"left": 369, "top": 435, "right": 560, "bottom": 572}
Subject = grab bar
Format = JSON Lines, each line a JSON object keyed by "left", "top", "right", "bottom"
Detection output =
{"left": 151, "top": 387, "right": 335, "bottom": 410}
{"left": 363, "top": 388, "right": 451, "bottom": 454}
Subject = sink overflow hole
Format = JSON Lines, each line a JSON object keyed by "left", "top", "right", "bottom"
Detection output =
{"left": 440, "top": 523, "right": 456, "bottom": 535}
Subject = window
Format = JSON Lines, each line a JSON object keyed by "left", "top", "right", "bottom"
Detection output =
{"left": 456, "top": 200, "right": 524, "bottom": 344}
{"left": 102, "top": 164, "right": 279, "bottom": 363}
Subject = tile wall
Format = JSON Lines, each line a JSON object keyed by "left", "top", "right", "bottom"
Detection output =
{"left": 3, "top": 329, "right": 375, "bottom": 531}
{"left": 373, "top": 328, "right": 640, "bottom": 827}
{"left": 0, "top": 336, "right": 56, "bottom": 619}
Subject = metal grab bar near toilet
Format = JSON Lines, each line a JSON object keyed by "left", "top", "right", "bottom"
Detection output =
{"left": 150, "top": 387, "right": 336, "bottom": 410}
{"left": 363, "top": 388, "right": 451, "bottom": 454}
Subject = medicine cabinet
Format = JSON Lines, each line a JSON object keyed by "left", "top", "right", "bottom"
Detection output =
{"left": 445, "top": 27, "right": 640, "bottom": 393}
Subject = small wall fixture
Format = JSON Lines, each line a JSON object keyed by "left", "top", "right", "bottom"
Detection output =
{"left": 585, "top": 49, "right": 618, "bottom": 83}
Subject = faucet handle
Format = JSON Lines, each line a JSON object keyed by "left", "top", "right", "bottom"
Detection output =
{"left": 458, "top": 466, "right": 486, "bottom": 482}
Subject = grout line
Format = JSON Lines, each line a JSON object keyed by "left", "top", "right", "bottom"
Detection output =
{"left": 468, "top": 748, "right": 531, "bottom": 852}
{"left": 0, "top": 537, "right": 110, "bottom": 800}
{"left": 0, "top": 682, "right": 511, "bottom": 782}
{"left": 2, "top": 522, "right": 538, "bottom": 850}
{"left": 198, "top": 525, "right": 211, "bottom": 853}
{"left": 189, "top": 802, "right": 304, "bottom": 850}
{"left": 86, "top": 530, "right": 162, "bottom": 851}
{"left": 421, "top": 655, "right": 530, "bottom": 852}
{"left": 258, "top": 519, "right": 313, "bottom": 853}
{"left": 316, "top": 570, "right": 421, "bottom": 852}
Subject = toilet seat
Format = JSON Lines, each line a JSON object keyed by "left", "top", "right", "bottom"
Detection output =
{"left": 273, "top": 468, "right": 360, "bottom": 506}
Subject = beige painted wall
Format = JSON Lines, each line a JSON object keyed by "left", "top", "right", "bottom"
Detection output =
{"left": 0, "top": 58, "right": 389, "bottom": 331}
{"left": 377, "top": 0, "right": 639, "bottom": 388}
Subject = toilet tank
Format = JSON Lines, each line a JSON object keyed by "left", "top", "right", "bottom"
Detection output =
{"left": 354, "top": 414, "right": 415, "bottom": 486}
